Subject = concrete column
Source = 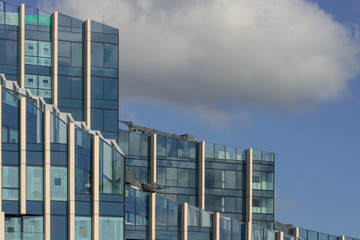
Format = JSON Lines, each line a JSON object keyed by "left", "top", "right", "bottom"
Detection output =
{"left": 277, "top": 231, "right": 284, "bottom": 240}
{"left": 68, "top": 121, "right": 75, "bottom": 240}
{"left": 43, "top": 110, "right": 51, "bottom": 240}
{"left": 292, "top": 227, "right": 299, "bottom": 238}
{"left": 181, "top": 202, "right": 188, "bottom": 240}
{"left": 19, "top": 98, "right": 26, "bottom": 214}
{"left": 84, "top": 19, "right": 91, "bottom": 129}
{"left": 245, "top": 222, "right": 252, "bottom": 240}
{"left": 198, "top": 141, "right": 205, "bottom": 209}
{"left": 213, "top": 212, "right": 220, "bottom": 240}
{"left": 52, "top": 11, "right": 59, "bottom": 106}
{"left": 150, "top": 134, "right": 157, "bottom": 183}
{"left": 149, "top": 192, "right": 156, "bottom": 240}
{"left": 245, "top": 148, "right": 253, "bottom": 240}
{"left": 92, "top": 135, "right": 100, "bottom": 240}
{"left": 246, "top": 148, "right": 253, "bottom": 222}
{"left": 338, "top": 236, "right": 346, "bottom": 240}
{"left": 0, "top": 212, "right": 4, "bottom": 240}
{"left": 18, "top": 4, "right": 25, "bottom": 88}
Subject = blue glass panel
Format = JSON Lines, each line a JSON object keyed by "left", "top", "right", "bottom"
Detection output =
{"left": 50, "top": 113, "right": 67, "bottom": 144}
{"left": 2, "top": 89, "right": 18, "bottom": 143}
{"left": 104, "top": 44, "right": 118, "bottom": 68}
{"left": 26, "top": 101, "right": 43, "bottom": 143}
{"left": 103, "top": 78, "right": 117, "bottom": 100}
{"left": 75, "top": 216, "right": 92, "bottom": 239}
{"left": 91, "top": 42, "right": 103, "bottom": 67}
{"left": 91, "top": 77, "right": 103, "bottom": 99}
{"left": 103, "top": 110, "right": 117, "bottom": 132}
{"left": 75, "top": 127, "right": 92, "bottom": 194}
{"left": 51, "top": 216, "right": 67, "bottom": 240}
{"left": 5, "top": 3, "right": 18, "bottom": 26}
{"left": 99, "top": 217, "right": 123, "bottom": 240}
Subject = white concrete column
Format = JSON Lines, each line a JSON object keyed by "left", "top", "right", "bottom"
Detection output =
{"left": 68, "top": 121, "right": 75, "bottom": 240}
{"left": 245, "top": 222, "right": 252, "bottom": 240}
{"left": 246, "top": 148, "right": 253, "bottom": 222}
{"left": 92, "top": 135, "right": 99, "bottom": 240}
{"left": 150, "top": 134, "right": 157, "bottom": 183}
{"left": 181, "top": 202, "right": 188, "bottom": 240}
{"left": 18, "top": 4, "right": 25, "bottom": 88}
{"left": 0, "top": 212, "right": 4, "bottom": 240}
{"left": 52, "top": 11, "right": 59, "bottom": 106}
{"left": 198, "top": 141, "right": 205, "bottom": 209}
{"left": 213, "top": 212, "right": 220, "bottom": 240}
{"left": 245, "top": 148, "right": 253, "bottom": 240}
{"left": 149, "top": 193, "right": 156, "bottom": 240}
{"left": 43, "top": 110, "right": 51, "bottom": 240}
{"left": 277, "top": 231, "right": 284, "bottom": 240}
{"left": 292, "top": 227, "right": 299, "bottom": 238}
{"left": 84, "top": 19, "right": 91, "bottom": 128}
{"left": 338, "top": 236, "right": 346, "bottom": 240}
{"left": 19, "top": 98, "right": 26, "bottom": 214}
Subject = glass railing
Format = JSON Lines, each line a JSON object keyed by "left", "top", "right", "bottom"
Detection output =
{"left": 5, "top": 232, "right": 45, "bottom": 239}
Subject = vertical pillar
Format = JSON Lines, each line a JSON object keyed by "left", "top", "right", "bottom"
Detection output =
{"left": 84, "top": 19, "right": 91, "bottom": 129}
{"left": 150, "top": 134, "right": 157, "bottom": 183}
{"left": 52, "top": 11, "right": 59, "bottom": 106}
{"left": 18, "top": 4, "right": 25, "bottom": 88}
{"left": 198, "top": 141, "right": 205, "bottom": 209}
{"left": 181, "top": 202, "right": 188, "bottom": 240}
{"left": 92, "top": 135, "right": 99, "bottom": 240}
{"left": 213, "top": 212, "right": 220, "bottom": 240}
{"left": 0, "top": 212, "right": 4, "bottom": 240}
{"left": 338, "top": 236, "right": 346, "bottom": 240}
{"left": 149, "top": 193, "right": 156, "bottom": 240}
{"left": 292, "top": 227, "right": 299, "bottom": 238}
{"left": 68, "top": 121, "right": 75, "bottom": 240}
{"left": 44, "top": 110, "right": 51, "bottom": 240}
{"left": 245, "top": 148, "right": 253, "bottom": 240}
{"left": 19, "top": 98, "right": 26, "bottom": 214}
{"left": 277, "top": 231, "right": 284, "bottom": 240}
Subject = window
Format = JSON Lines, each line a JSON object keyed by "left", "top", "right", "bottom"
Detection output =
{"left": 26, "top": 166, "right": 43, "bottom": 201}
{"left": 75, "top": 216, "right": 91, "bottom": 240}
{"left": 2, "top": 166, "right": 19, "bottom": 200}
{"left": 25, "top": 40, "right": 51, "bottom": 66}
{"left": 99, "top": 217, "right": 123, "bottom": 240}
{"left": 51, "top": 166, "right": 67, "bottom": 201}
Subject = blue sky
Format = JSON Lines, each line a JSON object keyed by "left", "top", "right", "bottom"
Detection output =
{"left": 14, "top": 0, "right": 360, "bottom": 237}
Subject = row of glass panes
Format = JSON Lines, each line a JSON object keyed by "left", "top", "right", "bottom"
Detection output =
{"left": 299, "top": 228, "right": 340, "bottom": 240}
{"left": 25, "top": 74, "right": 51, "bottom": 98}
{"left": 253, "top": 149, "right": 275, "bottom": 162}
{"left": 205, "top": 142, "right": 246, "bottom": 161}
{"left": 25, "top": 5, "right": 51, "bottom": 27}
{"left": 5, "top": 216, "right": 123, "bottom": 240}
{"left": 157, "top": 134, "right": 197, "bottom": 159}
{"left": 253, "top": 171, "right": 274, "bottom": 191}
{"left": 25, "top": 40, "right": 52, "bottom": 66}
{"left": 252, "top": 224, "right": 276, "bottom": 240}
{"left": 0, "top": 1, "right": 19, "bottom": 26}
{"left": 252, "top": 198, "right": 273, "bottom": 214}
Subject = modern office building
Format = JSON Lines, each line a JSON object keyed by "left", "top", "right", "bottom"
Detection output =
{"left": 0, "top": 1, "right": 357, "bottom": 240}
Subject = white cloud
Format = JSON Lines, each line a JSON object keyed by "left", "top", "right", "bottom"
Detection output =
{"left": 39, "top": 0, "right": 360, "bottom": 125}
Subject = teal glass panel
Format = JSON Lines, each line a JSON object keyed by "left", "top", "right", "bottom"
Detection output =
{"left": 308, "top": 231, "right": 318, "bottom": 240}
{"left": 236, "top": 171, "right": 245, "bottom": 189}
{"left": 178, "top": 140, "right": 188, "bottom": 158}
{"left": 2, "top": 89, "right": 19, "bottom": 143}
{"left": 226, "top": 197, "right": 236, "bottom": 212}
{"left": 50, "top": 166, "right": 67, "bottom": 201}
{"left": 157, "top": 167, "right": 165, "bottom": 185}
{"left": 2, "top": 166, "right": 19, "bottom": 200}
{"left": 75, "top": 216, "right": 91, "bottom": 240}
{"left": 103, "top": 78, "right": 117, "bottom": 100}
{"left": 135, "top": 189, "right": 148, "bottom": 225}
{"left": 104, "top": 44, "right": 118, "bottom": 68}
{"left": 237, "top": 148, "right": 245, "bottom": 161}
{"left": 129, "top": 132, "right": 140, "bottom": 156}
{"left": 232, "top": 220, "right": 245, "bottom": 240}
{"left": 23, "top": 216, "right": 43, "bottom": 237}
{"left": 91, "top": 42, "right": 103, "bottom": 67}
{"left": 118, "top": 130, "right": 129, "bottom": 155}
{"left": 226, "top": 146, "right": 236, "bottom": 161}
{"left": 50, "top": 113, "right": 67, "bottom": 143}
{"left": 252, "top": 198, "right": 261, "bottom": 213}
{"left": 99, "top": 217, "right": 123, "bottom": 240}
{"left": 75, "top": 127, "right": 92, "bottom": 194}
{"left": 25, "top": 40, "right": 38, "bottom": 57}
{"left": 0, "top": 2, "right": 4, "bottom": 24}
{"left": 253, "top": 171, "right": 261, "bottom": 190}
{"left": 155, "top": 196, "right": 167, "bottom": 226}
{"left": 25, "top": 74, "right": 38, "bottom": 88}
{"left": 252, "top": 224, "right": 263, "bottom": 240}
{"left": 225, "top": 171, "right": 236, "bottom": 189}
{"left": 39, "top": 41, "right": 51, "bottom": 58}
{"left": 262, "top": 172, "right": 274, "bottom": 190}
{"left": 166, "top": 168, "right": 177, "bottom": 186}
{"left": 253, "top": 149, "right": 262, "bottom": 161}
{"left": 200, "top": 210, "right": 212, "bottom": 227}
{"left": 299, "top": 229, "right": 308, "bottom": 240}
{"left": 188, "top": 141, "right": 196, "bottom": 159}
{"left": 178, "top": 168, "right": 188, "bottom": 187}
{"left": 39, "top": 10, "right": 51, "bottom": 27}
{"left": 71, "top": 42, "right": 83, "bottom": 67}
{"left": 205, "top": 142, "right": 214, "bottom": 159}
{"left": 236, "top": 197, "right": 244, "bottom": 213}
{"left": 140, "top": 134, "right": 149, "bottom": 157}
{"left": 167, "top": 200, "right": 180, "bottom": 226}
{"left": 5, "top": 217, "right": 21, "bottom": 239}
{"left": 156, "top": 135, "right": 166, "bottom": 156}
{"left": 26, "top": 101, "right": 43, "bottom": 143}
{"left": 26, "top": 166, "right": 43, "bottom": 201}
{"left": 25, "top": 6, "right": 38, "bottom": 25}
{"left": 188, "top": 205, "right": 199, "bottom": 226}
{"left": 5, "top": 3, "right": 18, "bottom": 26}
{"left": 220, "top": 216, "right": 231, "bottom": 240}
{"left": 215, "top": 144, "right": 225, "bottom": 159}
{"left": 167, "top": 137, "right": 177, "bottom": 157}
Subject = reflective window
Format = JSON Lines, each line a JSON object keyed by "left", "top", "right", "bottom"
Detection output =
{"left": 75, "top": 216, "right": 91, "bottom": 240}
{"left": 2, "top": 89, "right": 19, "bottom": 143}
{"left": 26, "top": 166, "right": 43, "bottom": 201}
{"left": 26, "top": 101, "right": 43, "bottom": 143}
{"left": 50, "top": 113, "right": 67, "bottom": 143}
{"left": 2, "top": 166, "right": 19, "bottom": 200}
{"left": 23, "top": 216, "right": 43, "bottom": 238}
{"left": 5, "top": 2, "right": 18, "bottom": 26}
{"left": 51, "top": 166, "right": 67, "bottom": 201}
{"left": 99, "top": 217, "right": 123, "bottom": 240}
{"left": 75, "top": 128, "right": 92, "bottom": 194}
{"left": 252, "top": 197, "right": 273, "bottom": 214}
